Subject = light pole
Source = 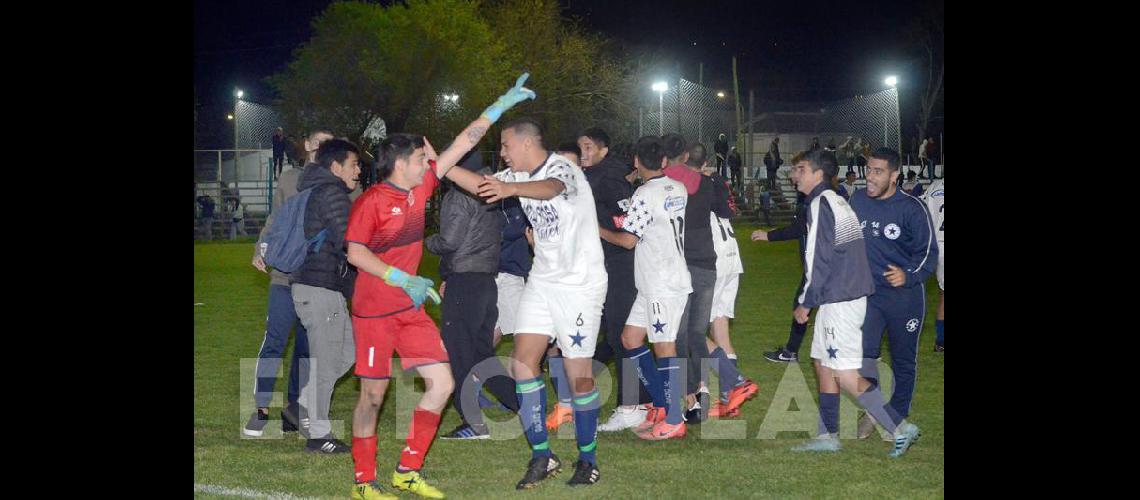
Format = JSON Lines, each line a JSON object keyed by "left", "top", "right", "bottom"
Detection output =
{"left": 652, "top": 81, "right": 668, "bottom": 135}
{"left": 234, "top": 88, "right": 243, "bottom": 151}
{"left": 884, "top": 76, "right": 901, "bottom": 155}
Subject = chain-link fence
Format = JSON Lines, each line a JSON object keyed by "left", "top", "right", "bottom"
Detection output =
{"left": 236, "top": 100, "right": 283, "bottom": 150}
{"left": 194, "top": 149, "right": 275, "bottom": 241}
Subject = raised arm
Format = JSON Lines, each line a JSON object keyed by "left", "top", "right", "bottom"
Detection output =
{"left": 440, "top": 72, "right": 536, "bottom": 193}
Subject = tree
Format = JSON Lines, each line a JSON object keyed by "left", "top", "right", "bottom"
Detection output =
{"left": 480, "top": 0, "right": 638, "bottom": 143}
{"left": 269, "top": 0, "right": 507, "bottom": 146}
{"left": 910, "top": 0, "right": 944, "bottom": 146}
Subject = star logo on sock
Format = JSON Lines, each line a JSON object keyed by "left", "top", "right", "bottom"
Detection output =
{"left": 403, "top": 446, "right": 419, "bottom": 455}
{"left": 652, "top": 320, "right": 666, "bottom": 333}
{"left": 826, "top": 346, "right": 838, "bottom": 359}
{"left": 570, "top": 331, "right": 585, "bottom": 347}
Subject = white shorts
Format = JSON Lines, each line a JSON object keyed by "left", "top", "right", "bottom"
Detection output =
{"left": 495, "top": 272, "right": 526, "bottom": 335}
{"left": 936, "top": 242, "right": 944, "bottom": 290}
{"left": 810, "top": 297, "right": 866, "bottom": 371}
{"left": 625, "top": 293, "right": 688, "bottom": 343}
{"left": 710, "top": 272, "right": 740, "bottom": 321}
{"left": 513, "top": 279, "right": 605, "bottom": 358}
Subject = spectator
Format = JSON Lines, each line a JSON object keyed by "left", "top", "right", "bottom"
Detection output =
{"left": 272, "top": 127, "right": 287, "bottom": 179}
{"left": 727, "top": 146, "right": 742, "bottom": 190}
{"left": 196, "top": 193, "right": 216, "bottom": 240}
{"left": 838, "top": 136, "right": 856, "bottom": 176}
{"left": 901, "top": 170, "right": 925, "bottom": 197}
{"left": 838, "top": 171, "right": 859, "bottom": 201}
{"left": 229, "top": 199, "right": 246, "bottom": 239}
{"left": 764, "top": 137, "right": 783, "bottom": 189}
{"left": 715, "top": 133, "right": 730, "bottom": 178}
{"left": 809, "top": 137, "right": 821, "bottom": 152}
{"left": 858, "top": 140, "right": 871, "bottom": 179}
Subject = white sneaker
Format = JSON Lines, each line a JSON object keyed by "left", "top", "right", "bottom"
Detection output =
{"left": 597, "top": 404, "right": 648, "bottom": 432}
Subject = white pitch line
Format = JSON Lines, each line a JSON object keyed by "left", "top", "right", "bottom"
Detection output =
{"left": 193, "top": 483, "right": 323, "bottom": 499}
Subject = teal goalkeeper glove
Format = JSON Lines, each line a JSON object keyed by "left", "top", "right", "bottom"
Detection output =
{"left": 382, "top": 267, "right": 442, "bottom": 309}
{"left": 481, "top": 72, "right": 537, "bottom": 123}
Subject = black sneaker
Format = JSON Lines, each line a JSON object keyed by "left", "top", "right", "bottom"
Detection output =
{"left": 763, "top": 346, "right": 798, "bottom": 363}
{"left": 515, "top": 454, "right": 562, "bottom": 490}
{"left": 306, "top": 436, "right": 351, "bottom": 454}
{"left": 282, "top": 402, "right": 300, "bottom": 433}
{"left": 934, "top": 343, "right": 944, "bottom": 353}
{"left": 684, "top": 391, "right": 710, "bottom": 425}
{"left": 242, "top": 409, "right": 269, "bottom": 437}
{"left": 566, "top": 460, "right": 600, "bottom": 487}
{"left": 440, "top": 423, "right": 490, "bottom": 440}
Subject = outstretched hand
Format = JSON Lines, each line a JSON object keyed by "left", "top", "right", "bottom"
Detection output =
{"left": 482, "top": 72, "right": 537, "bottom": 123}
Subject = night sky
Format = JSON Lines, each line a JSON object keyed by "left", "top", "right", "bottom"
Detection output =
{"left": 194, "top": 0, "right": 942, "bottom": 135}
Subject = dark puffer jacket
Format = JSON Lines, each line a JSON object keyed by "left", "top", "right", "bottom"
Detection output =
{"left": 425, "top": 167, "right": 502, "bottom": 280}
{"left": 292, "top": 165, "right": 356, "bottom": 298}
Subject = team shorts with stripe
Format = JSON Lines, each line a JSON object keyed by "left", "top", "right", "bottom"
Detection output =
{"left": 710, "top": 272, "right": 740, "bottom": 321}
{"left": 937, "top": 242, "right": 944, "bottom": 290}
{"left": 352, "top": 307, "right": 448, "bottom": 379}
{"left": 810, "top": 296, "right": 867, "bottom": 371}
{"left": 495, "top": 272, "right": 526, "bottom": 335}
{"left": 513, "top": 279, "right": 605, "bottom": 359}
{"left": 625, "top": 292, "right": 688, "bottom": 344}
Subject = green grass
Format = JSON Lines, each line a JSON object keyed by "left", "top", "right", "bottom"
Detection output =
{"left": 194, "top": 222, "right": 944, "bottom": 498}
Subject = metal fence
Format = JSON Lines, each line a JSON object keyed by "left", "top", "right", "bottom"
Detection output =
{"left": 193, "top": 149, "right": 276, "bottom": 240}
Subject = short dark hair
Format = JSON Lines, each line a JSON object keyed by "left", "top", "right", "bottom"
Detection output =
{"left": 870, "top": 147, "right": 900, "bottom": 172}
{"left": 846, "top": 171, "right": 857, "bottom": 178}
{"left": 685, "top": 142, "right": 708, "bottom": 168}
{"left": 662, "top": 133, "right": 687, "bottom": 160}
{"left": 578, "top": 127, "right": 610, "bottom": 148}
{"left": 800, "top": 149, "right": 839, "bottom": 183}
{"left": 373, "top": 133, "right": 424, "bottom": 180}
{"left": 906, "top": 170, "right": 916, "bottom": 180}
{"left": 503, "top": 117, "right": 544, "bottom": 147}
{"left": 316, "top": 138, "right": 361, "bottom": 171}
{"left": 609, "top": 142, "right": 634, "bottom": 170}
{"left": 633, "top": 136, "right": 666, "bottom": 171}
{"left": 556, "top": 141, "right": 581, "bottom": 159}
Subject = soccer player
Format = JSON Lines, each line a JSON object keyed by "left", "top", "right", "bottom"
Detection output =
{"left": 598, "top": 136, "right": 691, "bottom": 440}
{"left": 662, "top": 134, "right": 756, "bottom": 422}
{"left": 692, "top": 145, "right": 755, "bottom": 418}
{"left": 785, "top": 149, "right": 920, "bottom": 457}
{"left": 345, "top": 74, "right": 535, "bottom": 500}
{"left": 923, "top": 178, "right": 944, "bottom": 351}
{"left": 473, "top": 117, "right": 608, "bottom": 489}
{"left": 246, "top": 128, "right": 332, "bottom": 439}
{"left": 847, "top": 148, "right": 936, "bottom": 447}
{"left": 579, "top": 127, "right": 653, "bottom": 432}
{"left": 754, "top": 152, "right": 810, "bottom": 364}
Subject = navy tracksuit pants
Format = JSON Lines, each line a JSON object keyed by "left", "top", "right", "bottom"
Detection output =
{"left": 861, "top": 284, "right": 926, "bottom": 419}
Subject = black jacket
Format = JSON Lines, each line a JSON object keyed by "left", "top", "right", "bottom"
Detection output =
{"left": 425, "top": 168, "right": 503, "bottom": 280}
{"left": 683, "top": 175, "right": 720, "bottom": 271}
{"left": 292, "top": 165, "right": 356, "bottom": 298}
{"left": 583, "top": 154, "right": 635, "bottom": 264}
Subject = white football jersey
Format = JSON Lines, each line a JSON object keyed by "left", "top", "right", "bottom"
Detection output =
{"left": 711, "top": 212, "right": 744, "bottom": 277}
{"left": 494, "top": 153, "right": 607, "bottom": 289}
{"left": 621, "top": 175, "right": 692, "bottom": 298}
{"left": 923, "top": 179, "right": 944, "bottom": 243}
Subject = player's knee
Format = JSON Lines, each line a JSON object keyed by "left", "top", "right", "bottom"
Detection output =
{"left": 361, "top": 385, "right": 387, "bottom": 407}
{"left": 620, "top": 332, "right": 643, "bottom": 350}
{"left": 428, "top": 375, "right": 455, "bottom": 397}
